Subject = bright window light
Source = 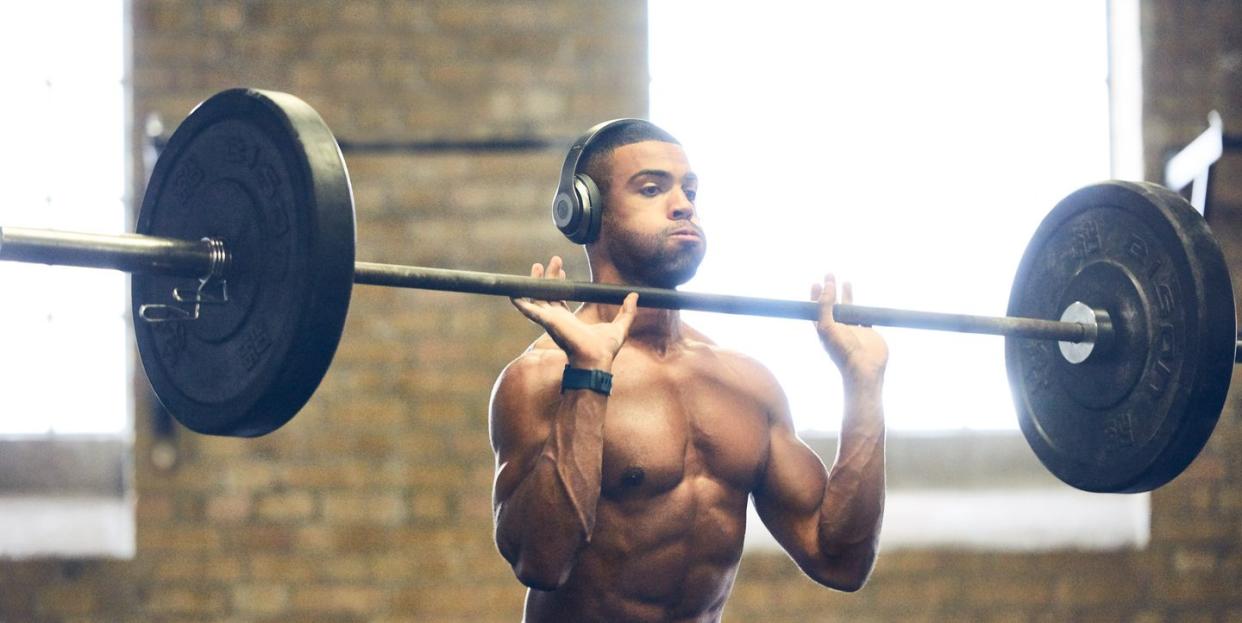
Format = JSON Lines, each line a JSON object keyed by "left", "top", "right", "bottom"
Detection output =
{"left": 650, "top": 1, "right": 1116, "bottom": 432}
{"left": 0, "top": 2, "right": 129, "bottom": 435}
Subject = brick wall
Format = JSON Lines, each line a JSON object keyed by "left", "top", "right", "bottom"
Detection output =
{"left": 2, "top": 1, "right": 1241, "bottom": 621}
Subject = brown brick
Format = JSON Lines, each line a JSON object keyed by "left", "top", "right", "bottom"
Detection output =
{"left": 195, "top": 437, "right": 251, "bottom": 458}
{"left": 229, "top": 524, "right": 296, "bottom": 552}
{"left": 1177, "top": 453, "right": 1228, "bottom": 482}
{"left": 339, "top": 2, "right": 382, "bottom": 27}
{"left": 1153, "top": 575, "right": 1237, "bottom": 604}
{"left": 1052, "top": 573, "right": 1142, "bottom": 607}
{"left": 320, "top": 555, "right": 372, "bottom": 581}
{"left": 1151, "top": 514, "right": 1237, "bottom": 543}
{"left": 394, "top": 584, "right": 520, "bottom": 617}
{"left": 961, "top": 579, "right": 1055, "bottom": 608}
{"left": 294, "top": 525, "right": 336, "bottom": 553}
{"left": 1173, "top": 548, "right": 1219, "bottom": 573}
{"left": 277, "top": 462, "right": 368, "bottom": 488}
{"left": 1219, "top": 487, "right": 1242, "bottom": 512}
{"left": 137, "top": 526, "right": 221, "bottom": 552}
{"left": 1166, "top": 612, "right": 1217, "bottom": 623}
{"left": 322, "top": 492, "right": 408, "bottom": 524}
{"left": 152, "top": 554, "right": 243, "bottom": 582}
{"left": 330, "top": 525, "right": 402, "bottom": 553}
{"left": 291, "top": 585, "right": 389, "bottom": 615}
{"left": 256, "top": 491, "right": 316, "bottom": 521}
{"left": 878, "top": 575, "right": 960, "bottom": 610}
{"left": 35, "top": 584, "right": 96, "bottom": 616}
{"left": 219, "top": 460, "right": 280, "bottom": 491}
{"left": 134, "top": 0, "right": 197, "bottom": 32}
{"left": 202, "top": 2, "right": 243, "bottom": 32}
{"left": 204, "top": 493, "right": 252, "bottom": 522}
{"left": 231, "top": 583, "right": 290, "bottom": 616}
{"left": 144, "top": 586, "right": 226, "bottom": 616}
{"left": 411, "top": 491, "right": 452, "bottom": 522}
{"left": 136, "top": 492, "right": 175, "bottom": 522}
{"left": 370, "top": 554, "right": 422, "bottom": 582}
{"left": 248, "top": 553, "right": 317, "bottom": 583}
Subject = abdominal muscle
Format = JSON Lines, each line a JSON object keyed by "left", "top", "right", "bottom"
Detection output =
{"left": 521, "top": 336, "right": 773, "bottom": 622}
{"left": 524, "top": 471, "right": 752, "bottom": 623}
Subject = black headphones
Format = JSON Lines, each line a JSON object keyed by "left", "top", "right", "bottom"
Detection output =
{"left": 553, "top": 118, "right": 644, "bottom": 244}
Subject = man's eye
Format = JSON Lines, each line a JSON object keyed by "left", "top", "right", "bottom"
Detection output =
{"left": 640, "top": 185, "right": 662, "bottom": 197}
{"left": 685, "top": 189, "right": 697, "bottom": 202}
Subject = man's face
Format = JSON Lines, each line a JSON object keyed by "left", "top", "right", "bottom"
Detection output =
{"left": 595, "top": 140, "right": 705, "bottom": 288}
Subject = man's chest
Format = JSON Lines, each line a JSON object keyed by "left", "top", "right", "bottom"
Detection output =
{"left": 597, "top": 364, "right": 770, "bottom": 498}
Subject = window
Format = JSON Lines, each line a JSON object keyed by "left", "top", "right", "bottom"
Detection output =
{"left": 649, "top": 0, "right": 1147, "bottom": 550}
{"left": 650, "top": 0, "right": 1135, "bottom": 432}
{"left": 0, "top": 2, "right": 130, "bottom": 436}
{"left": 0, "top": 1, "right": 133, "bottom": 558}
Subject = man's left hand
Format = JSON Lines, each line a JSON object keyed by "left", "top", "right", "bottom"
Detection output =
{"left": 812, "top": 274, "right": 888, "bottom": 385}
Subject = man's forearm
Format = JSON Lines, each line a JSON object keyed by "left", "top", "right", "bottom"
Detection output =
{"left": 496, "top": 389, "right": 608, "bottom": 589}
{"left": 818, "top": 378, "right": 885, "bottom": 559}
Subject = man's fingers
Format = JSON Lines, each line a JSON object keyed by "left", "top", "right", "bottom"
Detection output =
{"left": 525, "top": 258, "right": 571, "bottom": 308}
{"left": 617, "top": 292, "right": 639, "bottom": 319}
{"left": 821, "top": 274, "right": 840, "bottom": 308}
{"left": 819, "top": 273, "right": 839, "bottom": 304}
{"left": 510, "top": 296, "right": 543, "bottom": 323}
{"left": 842, "top": 281, "right": 854, "bottom": 305}
{"left": 613, "top": 292, "right": 640, "bottom": 332}
{"left": 814, "top": 274, "right": 846, "bottom": 326}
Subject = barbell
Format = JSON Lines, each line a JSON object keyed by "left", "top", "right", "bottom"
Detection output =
{"left": 0, "top": 88, "right": 1236, "bottom": 494}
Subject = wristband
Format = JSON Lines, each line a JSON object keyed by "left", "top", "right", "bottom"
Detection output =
{"left": 561, "top": 365, "right": 613, "bottom": 396}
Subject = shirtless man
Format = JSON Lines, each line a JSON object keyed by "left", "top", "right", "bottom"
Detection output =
{"left": 489, "top": 120, "right": 887, "bottom": 622}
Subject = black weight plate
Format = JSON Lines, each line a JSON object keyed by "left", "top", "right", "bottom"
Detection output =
{"left": 1006, "top": 181, "right": 1235, "bottom": 492}
{"left": 134, "top": 89, "right": 356, "bottom": 437}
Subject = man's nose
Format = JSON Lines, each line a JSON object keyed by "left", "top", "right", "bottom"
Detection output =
{"left": 670, "top": 189, "right": 695, "bottom": 220}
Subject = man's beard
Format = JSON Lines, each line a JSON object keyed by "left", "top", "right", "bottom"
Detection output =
{"left": 602, "top": 223, "right": 707, "bottom": 289}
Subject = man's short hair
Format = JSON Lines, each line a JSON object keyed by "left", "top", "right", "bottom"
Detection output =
{"left": 580, "top": 120, "right": 680, "bottom": 196}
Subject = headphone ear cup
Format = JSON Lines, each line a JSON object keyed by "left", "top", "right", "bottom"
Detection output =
{"left": 574, "top": 174, "right": 603, "bottom": 244}
{"left": 553, "top": 187, "right": 581, "bottom": 240}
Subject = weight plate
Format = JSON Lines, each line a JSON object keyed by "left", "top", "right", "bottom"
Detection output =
{"left": 1006, "top": 181, "right": 1235, "bottom": 492}
{"left": 134, "top": 89, "right": 356, "bottom": 437}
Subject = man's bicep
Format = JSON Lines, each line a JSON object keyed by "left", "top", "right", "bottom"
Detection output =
{"left": 752, "top": 392, "right": 830, "bottom": 565}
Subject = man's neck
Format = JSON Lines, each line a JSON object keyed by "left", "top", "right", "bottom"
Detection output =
{"left": 585, "top": 264, "right": 684, "bottom": 354}
{"left": 586, "top": 302, "right": 683, "bottom": 354}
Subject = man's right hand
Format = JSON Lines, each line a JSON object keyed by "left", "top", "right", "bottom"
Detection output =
{"left": 510, "top": 256, "right": 639, "bottom": 370}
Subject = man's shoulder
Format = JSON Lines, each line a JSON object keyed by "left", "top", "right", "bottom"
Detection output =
{"left": 504, "top": 338, "right": 565, "bottom": 376}
{"left": 680, "top": 333, "right": 786, "bottom": 410}
{"left": 693, "top": 342, "right": 780, "bottom": 384}
{"left": 681, "top": 324, "right": 772, "bottom": 374}
{"left": 493, "top": 338, "right": 566, "bottom": 401}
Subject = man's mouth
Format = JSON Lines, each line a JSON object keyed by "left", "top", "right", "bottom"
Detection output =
{"left": 666, "top": 226, "right": 704, "bottom": 241}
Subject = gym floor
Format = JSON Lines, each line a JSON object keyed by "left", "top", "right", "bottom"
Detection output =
{"left": 1, "top": 2, "right": 1241, "bottom": 621}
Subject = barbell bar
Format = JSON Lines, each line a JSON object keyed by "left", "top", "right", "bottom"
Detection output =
{"left": 0, "top": 88, "right": 1236, "bottom": 495}
{"left": 0, "top": 225, "right": 1100, "bottom": 344}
